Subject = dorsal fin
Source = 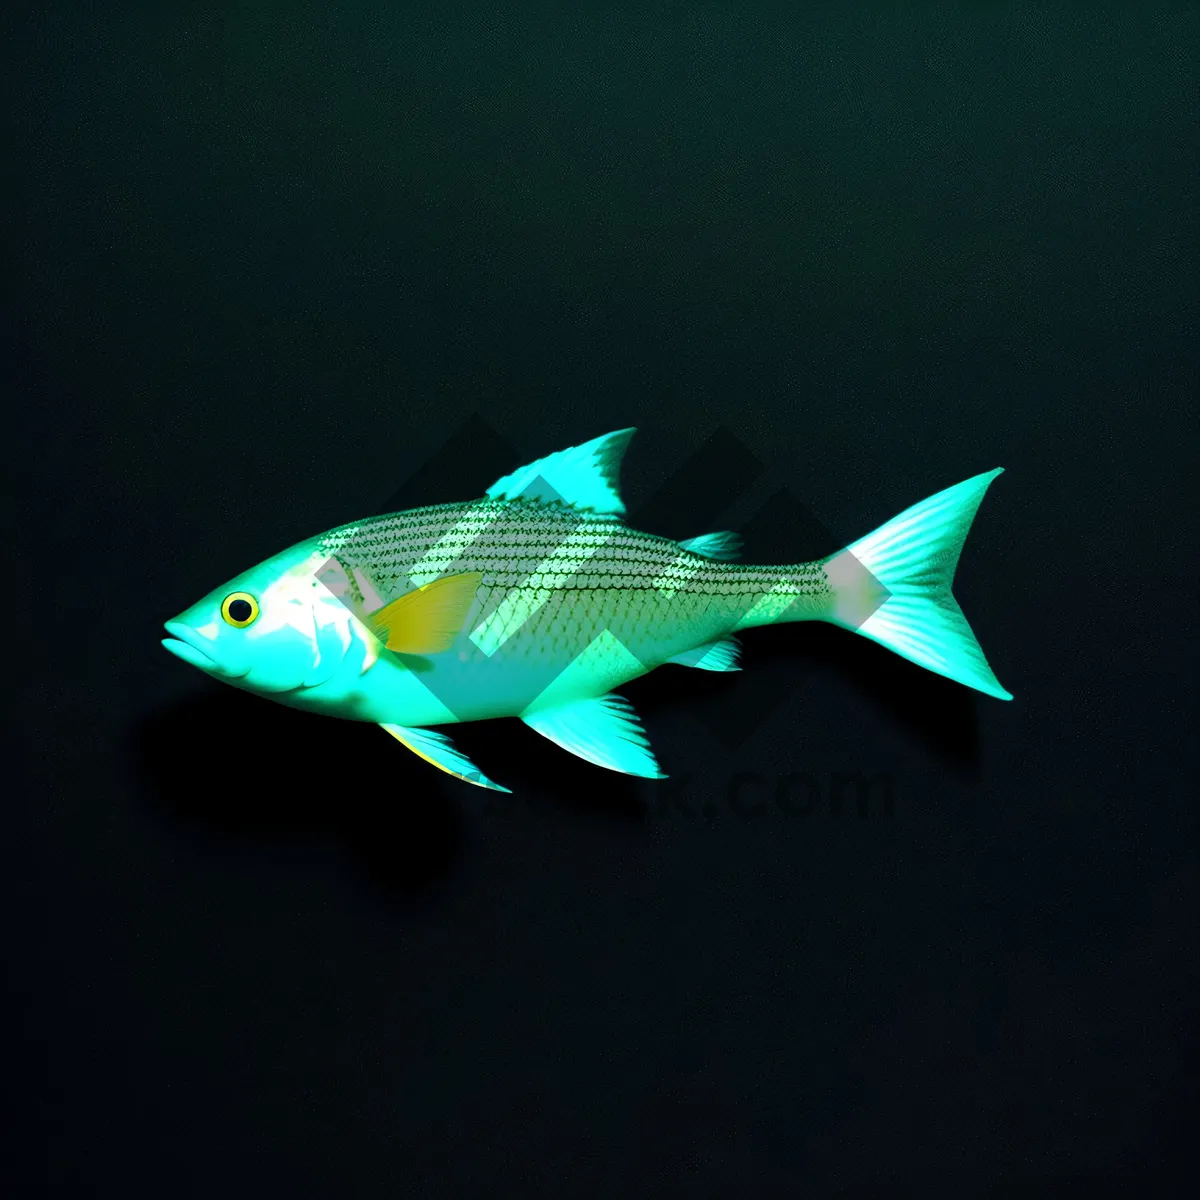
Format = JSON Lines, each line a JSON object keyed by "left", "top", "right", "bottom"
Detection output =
{"left": 484, "top": 428, "right": 636, "bottom": 514}
{"left": 677, "top": 530, "right": 742, "bottom": 561}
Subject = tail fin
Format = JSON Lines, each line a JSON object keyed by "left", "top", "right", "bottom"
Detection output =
{"left": 823, "top": 469, "right": 1013, "bottom": 700}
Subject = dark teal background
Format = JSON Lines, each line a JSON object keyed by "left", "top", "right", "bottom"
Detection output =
{"left": 10, "top": 3, "right": 1197, "bottom": 1195}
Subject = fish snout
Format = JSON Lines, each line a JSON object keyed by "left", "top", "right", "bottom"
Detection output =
{"left": 162, "top": 620, "right": 241, "bottom": 676}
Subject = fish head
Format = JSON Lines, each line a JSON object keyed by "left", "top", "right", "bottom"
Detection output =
{"left": 162, "top": 541, "right": 372, "bottom": 695}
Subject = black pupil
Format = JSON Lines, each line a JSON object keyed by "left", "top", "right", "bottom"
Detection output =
{"left": 228, "top": 598, "right": 253, "bottom": 622}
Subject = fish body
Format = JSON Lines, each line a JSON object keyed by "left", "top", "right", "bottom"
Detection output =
{"left": 163, "top": 429, "right": 1011, "bottom": 790}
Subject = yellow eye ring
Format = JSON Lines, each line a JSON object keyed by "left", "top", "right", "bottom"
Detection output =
{"left": 221, "top": 591, "right": 259, "bottom": 628}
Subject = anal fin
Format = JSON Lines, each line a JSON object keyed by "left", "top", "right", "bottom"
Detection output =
{"left": 521, "top": 694, "right": 666, "bottom": 779}
{"left": 666, "top": 637, "right": 741, "bottom": 672}
{"left": 380, "top": 723, "right": 510, "bottom": 792}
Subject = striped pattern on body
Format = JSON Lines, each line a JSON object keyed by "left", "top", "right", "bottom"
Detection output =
{"left": 319, "top": 500, "right": 833, "bottom": 664}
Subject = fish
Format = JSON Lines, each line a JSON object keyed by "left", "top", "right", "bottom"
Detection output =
{"left": 162, "top": 428, "right": 1012, "bottom": 792}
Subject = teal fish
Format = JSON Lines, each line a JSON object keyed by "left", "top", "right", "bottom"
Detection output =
{"left": 162, "top": 429, "right": 1011, "bottom": 791}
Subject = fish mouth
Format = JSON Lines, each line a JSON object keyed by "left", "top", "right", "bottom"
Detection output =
{"left": 162, "top": 621, "right": 229, "bottom": 674}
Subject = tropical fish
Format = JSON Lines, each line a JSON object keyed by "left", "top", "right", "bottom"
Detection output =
{"left": 162, "top": 429, "right": 1012, "bottom": 791}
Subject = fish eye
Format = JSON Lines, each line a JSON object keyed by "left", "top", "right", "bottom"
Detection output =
{"left": 221, "top": 591, "right": 259, "bottom": 628}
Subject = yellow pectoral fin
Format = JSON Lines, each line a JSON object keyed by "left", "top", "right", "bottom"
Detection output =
{"left": 366, "top": 571, "right": 483, "bottom": 655}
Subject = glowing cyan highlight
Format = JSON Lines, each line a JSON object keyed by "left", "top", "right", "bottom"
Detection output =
{"left": 162, "top": 428, "right": 1012, "bottom": 792}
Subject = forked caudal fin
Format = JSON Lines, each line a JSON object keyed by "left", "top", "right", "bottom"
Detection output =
{"left": 822, "top": 469, "right": 1013, "bottom": 700}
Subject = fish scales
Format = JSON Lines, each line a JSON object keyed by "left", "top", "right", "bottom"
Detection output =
{"left": 319, "top": 499, "right": 831, "bottom": 667}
